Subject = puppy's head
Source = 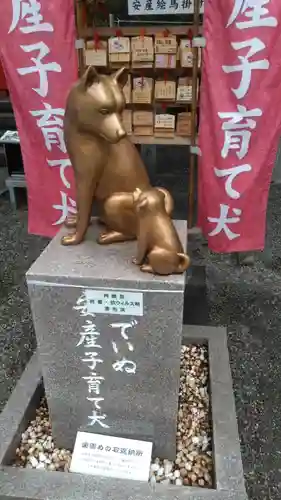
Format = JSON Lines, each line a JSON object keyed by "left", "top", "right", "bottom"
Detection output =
{"left": 133, "top": 188, "right": 166, "bottom": 215}
{"left": 79, "top": 66, "right": 128, "bottom": 143}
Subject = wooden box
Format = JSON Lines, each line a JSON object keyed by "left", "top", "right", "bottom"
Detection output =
{"left": 176, "top": 112, "right": 192, "bottom": 137}
{"left": 133, "top": 110, "right": 154, "bottom": 136}
{"left": 122, "top": 109, "right": 132, "bottom": 135}
{"left": 85, "top": 40, "right": 107, "bottom": 67}
{"left": 132, "top": 77, "right": 153, "bottom": 104}
{"left": 176, "top": 77, "right": 193, "bottom": 103}
{"left": 155, "top": 80, "right": 176, "bottom": 101}
{"left": 131, "top": 36, "right": 154, "bottom": 68}
{"left": 108, "top": 36, "right": 131, "bottom": 65}
{"left": 154, "top": 113, "right": 175, "bottom": 138}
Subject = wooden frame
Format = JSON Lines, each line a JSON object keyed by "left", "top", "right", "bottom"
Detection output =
{"left": 81, "top": 25, "right": 203, "bottom": 38}
{"left": 188, "top": 0, "right": 201, "bottom": 227}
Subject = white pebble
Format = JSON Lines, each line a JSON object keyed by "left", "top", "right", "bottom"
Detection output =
{"left": 29, "top": 456, "right": 38, "bottom": 468}
{"left": 164, "top": 462, "right": 173, "bottom": 475}
{"left": 175, "top": 478, "right": 183, "bottom": 486}
{"left": 150, "top": 463, "right": 159, "bottom": 473}
{"left": 39, "top": 452, "right": 47, "bottom": 462}
{"left": 36, "top": 463, "right": 45, "bottom": 470}
{"left": 174, "top": 469, "right": 181, "bottom": 478}
{"left": 200, "top": 387, "right": 206, "bottom": 398}
{"left": 157, "top": 466, "right": 164, "bottom": 476}
{"left": 192, "top": 436, "right": 200, "bottom": 445}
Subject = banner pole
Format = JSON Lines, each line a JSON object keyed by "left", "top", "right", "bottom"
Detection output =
{"left": 187, "top": 0, "right": 201, "bottom": 228}
{"left": 75, "top": 0, "right": 86, "bottom": 76}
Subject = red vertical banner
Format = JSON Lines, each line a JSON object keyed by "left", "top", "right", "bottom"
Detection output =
{"left": 0, "top": 0, "right": 78, "bottom": 237}
{"left": 198, "top": 1, "right": 281, "bottom": 252}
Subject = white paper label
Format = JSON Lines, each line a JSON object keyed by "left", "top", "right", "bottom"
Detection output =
{"left": 70, "top": 431, "right": 152, "bottom": 481}
{"left": 84, "top": 289, "right": 143, "bottom": 316}
{"left": 128, "top": 0, "right": 204, "bottom": 16}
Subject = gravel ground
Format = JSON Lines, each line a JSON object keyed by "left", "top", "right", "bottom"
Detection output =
{"left": 13, "top": 344, "right": 213, "bottom": 488}
{"left": 2, "top": 186, "right": 281, "bottom": 499}
{"left": 0, "top": 193, "right": 48, "bottom": 411}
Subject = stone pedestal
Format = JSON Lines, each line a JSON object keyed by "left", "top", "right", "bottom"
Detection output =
{"left": 26, "top": 222, "right": 187, "bottom": 459}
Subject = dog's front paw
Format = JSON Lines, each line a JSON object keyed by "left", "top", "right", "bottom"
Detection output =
{"left": 61, "top": 233, "right": 83, "bottom": 246}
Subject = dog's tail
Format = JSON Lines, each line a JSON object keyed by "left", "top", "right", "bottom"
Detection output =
{"left": 156, "top": 187, "right": 174, "bottom": 215}
{"left": 177, "top": 253, "right": 191, "bottom": 273}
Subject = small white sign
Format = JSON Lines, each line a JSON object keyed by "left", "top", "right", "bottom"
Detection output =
{"left": 84, "top": 289, "right": 143, "bottom": 316}
{"left": 70, "top": 431, "right": 153, "bottom": 481}
{"left": 128, "top": 0, "right": 204, "bottom": 16}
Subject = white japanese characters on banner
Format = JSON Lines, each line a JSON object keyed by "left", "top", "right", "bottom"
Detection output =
{"left": 198, "top": 0, "right": 281, "bottom": 252}
{"left": 0, "top": 0, "right": 78, "bottom": 237}
{"left": 74, "top": 290, "right": 139, "bottom": 428}
{"left": 128, "top": 0, "right": 204, "bottom": 16}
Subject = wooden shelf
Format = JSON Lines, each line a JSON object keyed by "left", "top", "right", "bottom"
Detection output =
{"left": 126, "top": 102, "right": 193, "bottom": 108}
{"left": 129, "top": 134, "right": 191, "bottom": 146}
{"left": 82, "top": 25, "right": 203, "bottom": 39}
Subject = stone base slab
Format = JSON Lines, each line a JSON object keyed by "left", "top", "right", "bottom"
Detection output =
{"left": 0, "top": 326, "right": 248, "bottom": 500}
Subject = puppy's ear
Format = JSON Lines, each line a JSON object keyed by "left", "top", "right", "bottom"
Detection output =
{"left": 111, "top": 67, "right": 128, "bottom": 88}
{"left": 83, "top": 66, "right": 99, "bottom": 88}
{"left": 155, "top": 188, "right": 165, "bottom": 200}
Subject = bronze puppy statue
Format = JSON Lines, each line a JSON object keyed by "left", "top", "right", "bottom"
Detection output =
{"left": 99, "top": 188, "right": 174, "bottom": 243}
{"left": 132, "top": 188, "right": 190, "bottom": 275}
{"left": 62, "top": 65, "right": 173, "bottom": 246}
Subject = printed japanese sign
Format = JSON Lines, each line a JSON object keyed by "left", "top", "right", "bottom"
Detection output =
{"left": 198, "top": 0, "right": 281, "bottom": 252}
{"left": 70, "top": 431, "right": 152, "bottom": 481}
{"left": 84, "top": 289, "right": 143, "bottom": 316}
{"left": 0, "top": 0, "right": 78, "bottom": 237}
{"left": 128, "top": 0, "right": 204, "bottom": 15}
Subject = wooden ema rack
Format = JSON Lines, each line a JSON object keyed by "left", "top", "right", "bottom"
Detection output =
{"left": 75, "top": 25, "right": 201, "bottom": 147}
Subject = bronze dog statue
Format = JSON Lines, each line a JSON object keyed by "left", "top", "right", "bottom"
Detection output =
{"left": 132, "top": 188, "right": 190, "bottom": 275}
{"left": 62, "top": 65, "right": 173, "bottom": 246}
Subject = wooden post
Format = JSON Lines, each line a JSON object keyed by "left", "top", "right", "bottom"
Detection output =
{"left": 188, "top": 0, "right": 201, "bottom": 228}
{"left": 75, "top": 0, "right": 86, "bottom": 76}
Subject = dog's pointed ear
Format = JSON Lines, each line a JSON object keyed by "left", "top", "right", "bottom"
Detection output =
{"left": 133, "top": 187, "right": 142, "bottom": 199}
{"left": 111, "top": 67, "right": 128, "bottom": 88}
{"left": 83, "top": 66, "right": 100, "bottom": 88}
{"left": 133, "top": 188, "right": 142, "bottom": 204}
{"left": 137, "top": 197, "right": 148, "bottom": 210}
